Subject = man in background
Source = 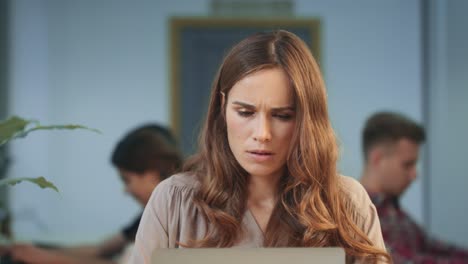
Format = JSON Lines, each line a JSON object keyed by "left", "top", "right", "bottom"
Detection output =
{"left": 360, "top": 111, "right": 468, "bottom": 263}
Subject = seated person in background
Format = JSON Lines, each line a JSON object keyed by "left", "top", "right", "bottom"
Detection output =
{"left": 360, "top": 111, "right": 468, "bottom": 263}
{"left": 129, "top": 30, "right": 390, "bottom": 263}
{"left": 5, "top": 123, "right": 182, "bottom": 264}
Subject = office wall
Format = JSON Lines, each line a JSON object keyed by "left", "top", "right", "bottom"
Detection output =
{"left": 428, "top": 0, "right": 468, "bottom": 247}
{"left": 8, "top": 0, "right": 424, "bottom": 243}
{"left": 8, "top": 0, "right": 210, "bottom": 244}
{"left": 0, "top": 0, "right": 10, "bottom": 221}
{"left": 0, "top": 0, "right": 7, "bottom": 118}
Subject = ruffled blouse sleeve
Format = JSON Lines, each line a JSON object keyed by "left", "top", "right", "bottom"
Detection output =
{"left": 340, "top": 175, "right": 388, "bottom": 263}
{"left": 127, "top": 173, "right": 199, "bottom": 264}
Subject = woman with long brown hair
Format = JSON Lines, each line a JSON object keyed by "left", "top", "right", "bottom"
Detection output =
{"left": 129, "top": 30, "right": 390, "bottom": 263}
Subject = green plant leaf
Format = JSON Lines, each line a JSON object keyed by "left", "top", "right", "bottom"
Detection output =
{"left": 28, "top": 124, "right": 101, "bottom": 134}
{"left": 0, "top": 116, "right": 97, "bottom": 191}
{"left": 0, "top": 116, "right": 32, "bottom": 146}
{"left": 0, "top": 177, "right": 59, "bottom": 192}
{"left": 0, "top": 116, "right": 101, "bottom": 146}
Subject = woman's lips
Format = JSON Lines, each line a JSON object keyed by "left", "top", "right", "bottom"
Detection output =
{"left": 246, "top": 150, "right": 274, "bottom": 162}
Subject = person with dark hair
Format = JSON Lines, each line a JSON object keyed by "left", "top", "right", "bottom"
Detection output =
{"left": 5, "top": 124, "right": 182, "bottom": 264}
{"left": 360, "top": 111, "right": 468, "bottom": 263}
{"left": 111, "top": 124, "right": 182, "bottom": 209}
{"left": 130, "top": 30, "right": 390, "bottom": 263}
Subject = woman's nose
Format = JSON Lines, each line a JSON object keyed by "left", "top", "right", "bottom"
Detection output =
{"left": 253, "top": 115, "right": 272, "bottom": 142}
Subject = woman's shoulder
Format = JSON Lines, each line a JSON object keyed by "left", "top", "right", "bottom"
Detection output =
{"left": 136, "top": 172, "right": 204, "bottom": 252}
{"left": 149, "top": 172, "right": 200, "bottom": 207}
{"left": 157, "top": 172, "right": 200, "bottom": 193}
{"left": 337, "top": 175, "right": 373, "bottom": 215}
{"left": 337, "top": 175, "right": 388, "bottom": 254}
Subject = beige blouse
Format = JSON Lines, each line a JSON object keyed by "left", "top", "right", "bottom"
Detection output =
{"left": 128, "top": 173, "right": 387, "bottom": 264}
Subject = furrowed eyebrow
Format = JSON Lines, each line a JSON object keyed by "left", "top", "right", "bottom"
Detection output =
{"left": 271, "top": 106, "right": 295, "bottom": 112}
{"left": 232, "top": 101, "right": 255, "bottom": 109}
{"left": 232, "top": 101, "right": 294, "bottom": 111}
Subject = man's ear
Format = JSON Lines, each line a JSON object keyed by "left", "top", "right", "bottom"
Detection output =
{"left": 368, "top": 147, "right": 384, "bottom": 167}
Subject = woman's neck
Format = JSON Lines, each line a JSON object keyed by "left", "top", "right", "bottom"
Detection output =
{"left": 247, "top": 172, "right": 281, "bottom": 207}
{"left": 246, "top": 173, "right": 282, "bottom": 233}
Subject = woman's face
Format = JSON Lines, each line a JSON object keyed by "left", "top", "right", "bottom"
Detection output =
{"left": 225, "top": 67, "right": 296, "bottom": 181}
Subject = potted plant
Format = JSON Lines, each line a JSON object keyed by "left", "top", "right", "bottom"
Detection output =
{"left": 0, "top": 116, "right": 98, "bottom": 245}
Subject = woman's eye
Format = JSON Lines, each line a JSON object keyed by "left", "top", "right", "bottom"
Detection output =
{"left": 275, "top": 113, "right": 293, "bottom": 121}
{"left": 237, "top": 111, "right": 254, "bottom": 117}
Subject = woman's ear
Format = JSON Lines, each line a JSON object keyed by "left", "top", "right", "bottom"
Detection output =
{"left": 220, "top": 91, "right": 226, "bottom": 106}
{"left": 220, "top": 91, "right": 226, "bottom": 117}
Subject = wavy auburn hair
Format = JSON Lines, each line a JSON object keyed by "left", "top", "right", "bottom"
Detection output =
{"left": 184, "top": 30, "right": 390, "bottom": 262}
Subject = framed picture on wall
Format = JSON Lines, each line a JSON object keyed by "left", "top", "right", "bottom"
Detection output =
{"left": 169, "top": 18, "right": 321, "bottom": 155}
